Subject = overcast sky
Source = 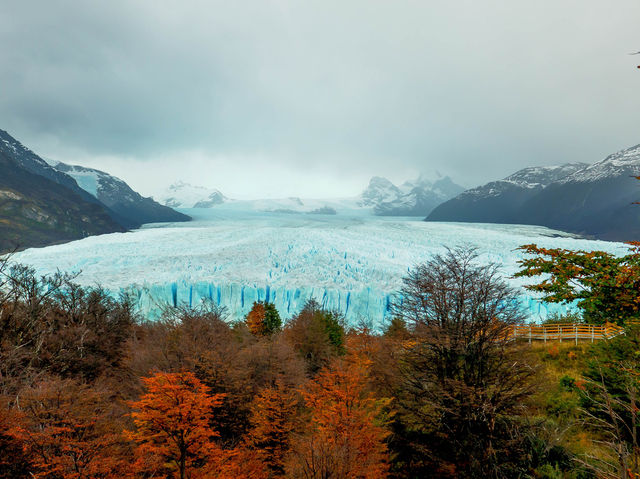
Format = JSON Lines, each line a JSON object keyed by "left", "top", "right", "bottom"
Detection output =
{"left": 1, "top": 1, "right": 639, "bottom": 199}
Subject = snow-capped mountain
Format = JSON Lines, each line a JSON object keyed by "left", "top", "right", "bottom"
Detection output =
{"left": 156, "top": 181, "right": 228, "bottom": 208}
{"left": 54, "top": 163, "right": 190, "bottom": 228}
{"left": 359, "top": 175, "right": 464, "bottom": 216}
{"left": 359, "top": 177, "right": 402, "bottom": 207}
{"left": 428, "top": 145, "right": 640, "bottom": 241}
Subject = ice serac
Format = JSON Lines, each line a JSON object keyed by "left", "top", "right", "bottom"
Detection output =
{"left": 125, "top": 281, "right": 577, "bottom": 325}
{"left": 127, "top": 282, "right": 395, "bottom": 324}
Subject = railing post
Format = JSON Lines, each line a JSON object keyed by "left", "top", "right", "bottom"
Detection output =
{"left": 544, "top": 326, "right": 547, "bottom": 345}
{"left": 559, "top": 324, "right": 562, "bottom": 343}
{"left": 529, "top": 325, "right": 532, "bottom": 344}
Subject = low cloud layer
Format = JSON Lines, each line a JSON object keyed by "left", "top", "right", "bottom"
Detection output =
{"left": 1, "top": 0, "right": 639, "bottom": 198}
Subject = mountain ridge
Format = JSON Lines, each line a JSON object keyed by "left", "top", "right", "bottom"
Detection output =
{"left": 54, "top": 162, "right": 190, "bottom": 228}
{"left": 427, "top": 145, "right": 640, "bottom": 241}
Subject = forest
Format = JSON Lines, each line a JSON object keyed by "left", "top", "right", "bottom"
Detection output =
{"left": 1, "top": 244, "right": 640, "bottom": 479}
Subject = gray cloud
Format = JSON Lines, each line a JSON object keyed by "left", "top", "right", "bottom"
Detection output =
{"left": 1, "top": 0, "right": 639, "bottom": 197}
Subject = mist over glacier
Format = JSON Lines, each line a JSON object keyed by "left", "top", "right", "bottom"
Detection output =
{"left": 13, "top": 204, "right": 628, "bottom": 327}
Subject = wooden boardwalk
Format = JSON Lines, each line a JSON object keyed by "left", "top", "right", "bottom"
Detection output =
{"left": 510, "top": 322, "right": 629, "bottom": 344}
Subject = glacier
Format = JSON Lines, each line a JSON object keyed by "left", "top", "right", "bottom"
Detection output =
{"left": 12, "top": 205, "right": 629, "bottom": 327}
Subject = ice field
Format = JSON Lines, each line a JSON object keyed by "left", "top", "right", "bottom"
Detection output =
{"left": 13, "top": 205, "right": 629, "bottom": 327}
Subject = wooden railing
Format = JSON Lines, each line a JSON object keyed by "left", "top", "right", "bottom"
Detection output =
{"left": 510, "top": 322, "right": 630, "bottom": 344}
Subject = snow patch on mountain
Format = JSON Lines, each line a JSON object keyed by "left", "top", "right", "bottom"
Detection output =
{"left": 54, "top": 162, "right": 139, "bottom": 203}
{"left": 55, "top": 163, "right": 118, "bottom": 198}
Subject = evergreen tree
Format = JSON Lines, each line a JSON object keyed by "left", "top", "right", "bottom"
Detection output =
{"left": 263, "top": 302, "right": 282, "bottom": 335}
{"left": 246, "top": 301, "right": 282, "bottom": 336}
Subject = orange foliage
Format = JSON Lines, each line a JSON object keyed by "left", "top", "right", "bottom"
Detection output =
{"left": 287, "top": 360, "right": 392, "bottom": 478}
{"left": 12, "top": 378, "right": 128, "bottom": 479}
{"left": 127, "top": 370, "right": 226, "bottom": 479}
{"left": 246, "top": 302, "right": 267, "bottom": 336}
{"left": 202, "top": 447, "right": 268, "bottom": 478}
{"left": 247, "top": 382, "right": 300, "bottom": 475}
{"left": 516, "top": 243, "right": 640, "bottom": 324}
{"left": 0, "top": 403, "right": 32, "bottom": 478}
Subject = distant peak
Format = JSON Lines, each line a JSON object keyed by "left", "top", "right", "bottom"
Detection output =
{"left": 169, "top": 180, "right": 192, "bottom": 189}
{"left": 367, "top": 176, "right": 395, "bottom": 187}
{"left": 157, "top": 181, "right": 228, "bottom": 208}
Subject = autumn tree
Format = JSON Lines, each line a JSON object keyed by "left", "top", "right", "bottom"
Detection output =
{"left": 0, "top": 401, "right": 32, "bottom": 479}
{"left": 246, "top": 301, "right": 282, "bottom": 336}
{"left": 247, "top": 382, "right": 300, "bottom": 476}
{"left": 128, "top": 300, "right": 233, "bottom": 376}
{"left": 12, "top": 377, "right": 128, "bottom": 479}
{"left": 0, "top": 263, "right": 135, "bottom": 394}
{"left": 391, "top": 247, "right": 536, "bottom": 478}
{"left": 286, "top": 359, "right": 392, "bottom": 478}
{"left": 516, "top": 243, "right": 640, "bottom": 324}
{"left": 127, "top": 371, "right": 225, "bottom": 479}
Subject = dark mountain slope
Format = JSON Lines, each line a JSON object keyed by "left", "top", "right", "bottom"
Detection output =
{"left": 522, "top": 146, "right": 640, "bottom": 240}
{"left": 0, "top": 129, "right": 100, "bottom": 206}
{"left": 426, "top": 145, "right": 640, "bottom": 241}
{"left": 0, "top": 152, "right": 125, "bottom": 253}
{"left": 427, "top": 164, "right": 587, "bottom": 224}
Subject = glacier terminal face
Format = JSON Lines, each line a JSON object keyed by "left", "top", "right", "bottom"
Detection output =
{"left": 13, "top": 206, "right": 628, "bottom": 327}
